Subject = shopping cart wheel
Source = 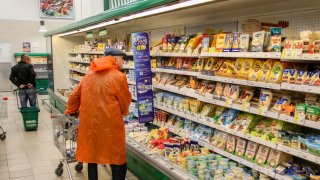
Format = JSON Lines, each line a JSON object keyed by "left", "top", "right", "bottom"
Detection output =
{"left": 55, "top": 163, "right": 63, "bottom": 176}
{"left": 0, "top": 133, "right": 6, "bottom": 140}
{"left": 75, "top": 163, "right": 83, "bottom": 172}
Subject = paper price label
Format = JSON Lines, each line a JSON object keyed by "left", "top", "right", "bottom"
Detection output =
{"left": 294, "top": 114, "right": 305, "bottom": 124}
{"left": 258, "top": 105, "right": 268, "bottom": 116}
{"left": 241, "top": 102, "right": 250, "bottom": 111}
{"left": 225, "top": 98, "right": 233, "bottom": 108}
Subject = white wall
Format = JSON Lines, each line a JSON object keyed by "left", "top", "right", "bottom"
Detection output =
{"left": 0, "top": 0, "right": 104, "bottom": 21}
{"left": 0, "top": 0, "right": 104, "bottom": 64}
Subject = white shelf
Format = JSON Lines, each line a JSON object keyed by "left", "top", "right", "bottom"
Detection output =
{"left": 153, "top": 68, "right": 199, "bottom": 76}
{"left": 198, "top": 142, "right": 276, "bottom": 178}
{"left": 128, "top": 81, "right": 136, "bottom": 85}
{"left": 274, "top": 174, "right": 293, "bottom": 180}
{"left": 69, "top": 60, "right": 90, "bottom": 64}
{"left": 122, "top": 65, "right": 134, "bottom": 69}
{"left": 155, "top": 51, "right": 199, "bottom": 58}
{"left": 282, "top": 54, "right": 320, "bottom": 62}
{"left": 69, "top": 77, "right": 82, "bottom": 82}
{"left": 281, "top": 82, "right": 320, "bottom": 95}
{"left": 200, "top": 52, "right": 281, "bottom": 59}
{"left": 69, "top": 68, "right": 87, "bottom": 74}
{"left": 153, "top": 84, "right": 199, "bottom": 99}
{"left": 304, "top": 120, "right": 320, "bottom": 130}
{"left": 126, "top": 137, "right": 196, "bottom": 180}
{"left": 68, "top": 51, "right": 104, "bottom": 55}
{"left": 154, "top": 101, "right": 320, "bottom": 165}
{"left": 197, "top": 74, "right": 281, "bottom": 90}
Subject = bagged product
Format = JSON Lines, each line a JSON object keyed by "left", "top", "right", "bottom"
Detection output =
{"left": 224, "top": 109, "right": 240, "bottom": 126}
{"left": 303, "top": 71, "right": 319, "bottom": 85}
{"left": 272, "top": 96, "right": 291, "bottom": 112}
{"left": 288, "top": 69, "right": 298, "bottom": 84}
{"left": 229, "top": 85, "right": 240, "bottom": 101}
{"left": 173, "top": 36, "right": 183, "bottom": 52}
{"left": 190, "top": 100, "right": 202, "bottom": 113}
{"left": 258, "top": 59, "right": 274, "bottom": 82}
{"left": 238, "top": 89, "right": 254, "bottom": 103}
{"left": 230, "top": 113, "right": 256, "bottom": 132}
{"left": 175, "top": 57, "right": 184, "bottom": 69}
{"left": 203, "top": 83, "right": 215, "bottom": 96}
{"left": 281, "top": 68, "right": 290, "bottom": 83}
{"left": 248, "top": 59, "right": 263, "bottom": 81}
{"left": 196, "top": 80, "right": 208, "bottom": 94}
{"left": 162, "top": 34, "right": 169, "bottom": 52}
{"left": 186, "top": 33, "right": 202, "bottom": 53}
{"left": 200, "top": 104, "right": 214, "bottom": 117}
{"left": 267, "top": 61, "right": 284, "bottom": 83}
{"left": 306, "top": 106, "right": 320, "bottom": 121}
{"left": 222, "top": 84, "right": 231, "bottom": 98}
{"left": 203, "top": 58, "right": 216, "bottom": 71}
{"left": 295, "top": 70, "right": 308, "bottom": 85}
{"left": 267, "top": 149, "right": 292, "bottom": 168}
{"left": 259, "top": 90, "right": 273, "bottom": 108}
{"left": 178, "top": 35, "right": 194, "bottom": 52}
{"left": 214, "top": 82, "right": 224, "bottom": 97}
{"left": 201, "top": 36, "right": 210, "bottom": 53}
{"left": 295, "top": 104, "right": 306, "bottom": 119}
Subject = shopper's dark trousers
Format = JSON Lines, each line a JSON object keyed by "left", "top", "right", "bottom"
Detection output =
{"left": 18, "top": 88, "right": 37, "bottom": 108}
{"left": 88, "top": 163, "right": 127, "bottom": 180}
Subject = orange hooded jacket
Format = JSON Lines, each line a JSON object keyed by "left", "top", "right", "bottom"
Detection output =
{"left": 65, "top": 56, "right": 132, "bottom": 165}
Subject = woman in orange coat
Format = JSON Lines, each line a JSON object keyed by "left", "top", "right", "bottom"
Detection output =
{"left": 65, "top": 48, "right": 132, "bottom": 180}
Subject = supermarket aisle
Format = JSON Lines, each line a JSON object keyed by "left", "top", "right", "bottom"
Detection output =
{"left": 0, "top": 92, "right": 138, "bottom": 180}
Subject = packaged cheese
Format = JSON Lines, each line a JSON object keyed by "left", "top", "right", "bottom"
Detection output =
{"left": 226, "top": 135, "right": 236, "bottom": 153}
{"left": 272, "top": 96, "right": 291, "bottom": 112}
{"left": 281, "top": 68, "right": 290, "bottom": 83}
{"left": 229, "top": 85, "right": 240, "bottom": 101}
{"left": 245, "top": 141, "right": 259, "bottom": 161}
{"left": 269, "top": 27, "right": 282, "bottom": 52}
{"left": 267, "top": 61, "right": 284, "bottom": 83}
{"left": 222, "top": 84, "right": 231, "bottom": 98}
{"left": 162, "top": 34, "right": 169, "bottom": 52}
{"left": 238, "top": 89, "right": 254, "bottom": 103}
{"left": 186, "top": 34, "right": 202, "bottom": 53}
{"left": 214, "top": 82, "right": 224, "bottom": 97}
{"left": 255, "top": 145, "right": 271, "bottom": 165}
{"left": 303, "top": 71, "right": 320, "bottom": 85}
{"left": 251, "top": 31, "right": 266, "bottom": 52}
{"left": 295, "top": 70, "right": 308, "bottom": 85}
{"left": 201, "top": 36, "right": 210, "bottom": 53}
{"left": 215, "top": 34, "right": 227, "bottom": 52}
{"left": 239, "top": 34, "right": 250, "bottom": 52}
{"left": 258, "top": 59, "right": 274, "bottom": 82}
{"left": 288, "top": 69, "right": 298, "bottom": 84}
{"left": 235, "top": 138, "right": 247, "bottom": 156}
{"left": 259, "top": 90, "right": 273, "bottom": 108}
{"left": 203, "top": 58, "right": 216, "bottom": 71}
{"left": 248, "top": 60, "right": 263, "bottom": 81}
{"left": 267, "top": 149, "right": 292, "bottom": 168}
{"left": 231, "top": 32, "right": 241, "bottom": 52}
{"left": 223, "top": 33, "right": 234, "bottom": 52}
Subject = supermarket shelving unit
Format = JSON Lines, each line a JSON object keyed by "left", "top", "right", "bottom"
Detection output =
{"left": 45, "top": 0, "right": 320, "bottom": 179}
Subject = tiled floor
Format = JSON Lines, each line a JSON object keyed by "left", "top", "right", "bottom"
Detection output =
{"left": 0, "top": 92, "right": 139, "bottom": 180}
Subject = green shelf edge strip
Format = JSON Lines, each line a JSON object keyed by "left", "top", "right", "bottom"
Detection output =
{"left": 14, "top": 53, "right": 50, "bottom": 57}
{"left": 44, "top": 0, "right": 175, "bottom": 37}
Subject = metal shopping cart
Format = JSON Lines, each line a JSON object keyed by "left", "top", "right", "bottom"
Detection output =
{"left": 51, "top": 108, "right": 83, "bottom": 179}
{"left": 0, "top": 95, "right": 8, "bottom": 140}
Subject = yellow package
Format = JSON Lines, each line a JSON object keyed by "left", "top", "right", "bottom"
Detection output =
{"left": 215, "top": 34, "right": 227, "bottom": 52}
{"left": 235, "top": 58, "right": 255, "bottom": 79}
{"left": 258, "top": 59, "right": 274, "bottom": 82}
{"left": 168, "top": 57, "right": 176, "bottom": 67}
{"left": 151, "top": 59, "right": 157, "bottom": 69}
{"left": 210, "top": 34, "right": 218, "bottom": 48}
{"left": 223, "top": 61, "right": 237, "bottom": 77}
{"left": 235, "top": 58, "right": 245, "bottom": 75}
{"left": 267, "top": 61, "right": 284, "bottom": 83}
{"left": 190, "top": 100, "right": 202, "bottom": 113}
{"left": 186, "top": 33, "right": 202, "bottom": 53}
{"left": 212, "top": 59, "right": 223, "bottom": 71}
{"left": 248, "top": 60, "right": 263, "bottom": 81}
{"left": 182, "top": 98, "right": 190, "bottom": 111}
{"left": 204, "top": 58, "right": 216, "bottom": 71}
{"left": 196, "top": 58, "right": 205, "bottom": 72}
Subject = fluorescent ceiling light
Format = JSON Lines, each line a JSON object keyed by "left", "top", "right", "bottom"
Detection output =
{"left": 57, "top": 0, "right": 215, "bottom": 37}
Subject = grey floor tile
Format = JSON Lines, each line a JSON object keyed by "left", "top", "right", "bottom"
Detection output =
{"left": 6, "top": 153, "right": 27, "bottom": 160}
{"left": 0, "top": 160, "right": 8, "bottom": 172}
{"left": 32, "top": 166, "right": 53, "bottom": 175}
{"left": 10, "top": 175, "right": 36, "bottom": 180}
{"left": 8, "top": 162, "right": 31, "bottom": 171}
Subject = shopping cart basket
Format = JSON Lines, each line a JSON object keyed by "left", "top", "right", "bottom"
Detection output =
{"left": 51, "top": 108, "right": 83, "bottom": 179}
{"left": 14, "top": 89, "right": 40, "bottom": 131}
{"left": 0, "top": 95, "right": 8, "bottom": 140}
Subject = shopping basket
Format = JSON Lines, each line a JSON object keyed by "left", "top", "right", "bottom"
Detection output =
{"left": 15, "top": 89, "right": 40, "bottom": 131}
{"left": 0, "top": 95, "right": 8, "bottom": 140}
{"left": 51, "top": 108, "right": 83, "bottom": 179}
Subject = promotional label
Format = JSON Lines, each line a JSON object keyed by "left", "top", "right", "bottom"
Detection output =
{"left": 132, "top": 32, "right": 154, "bottom": 123}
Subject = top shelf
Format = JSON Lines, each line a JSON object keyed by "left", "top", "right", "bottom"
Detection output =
{"left": 68, "top": 51, "right": 134, "bottom": 56}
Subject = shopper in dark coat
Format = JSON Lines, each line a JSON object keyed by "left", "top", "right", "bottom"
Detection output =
{"left": 9, "top": 54, "right": 37, "bottom": 107}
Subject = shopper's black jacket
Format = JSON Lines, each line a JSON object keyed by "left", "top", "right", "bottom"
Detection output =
{"left": 9, "top": 61, "right": 36, "bottom": 88}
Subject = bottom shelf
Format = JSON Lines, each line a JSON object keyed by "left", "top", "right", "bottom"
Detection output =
{"left": 126, "top": 136, "right": 197, "bottom": 180}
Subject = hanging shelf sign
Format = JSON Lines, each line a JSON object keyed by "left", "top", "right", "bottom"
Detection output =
{"left": 132, "top": 32, "right": 154, "bottom": 123}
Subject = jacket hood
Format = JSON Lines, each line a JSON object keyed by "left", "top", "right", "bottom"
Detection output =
{"left": 90, "top": 56, "right": 119, "bottom": 72}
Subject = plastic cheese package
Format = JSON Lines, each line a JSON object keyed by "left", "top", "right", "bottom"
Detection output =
{"left": 214, "top": 82, "right": 224, "bottom": 97}
{"left": 174, "top": 75, "right": 188, "bottom": 87}
{"left": 173, "top": 96, "right": 182, "bottom": 108}
{"left": 235, "top": 138, "right": 247, "bottom": 156}
{"left": 155, "top": 92, "right": 164, "bottom": 102}
{"left": 255, "top": 145, "right": 271, "bottom": 165}
{"left": 259, "top": 90, "right": 273, "bottom": 108}
{"left": 173, "top": 36, "right": 182, "bottom": 52}
{"left": 238, "top": 88, "right": 254, "bottom": 103}
{"left": 251, "top": 31, "right": 266, "bottom": 52}
{"left": 223, "top": 33, "right": 234, "bottom": 52}
{"left": 182, "top": 98, "right": 191, "bottom": 112}
{"left": 185, "top": 33, "right": 202, "bottom": 53}
{"left": 231, "top": 32, "right": 241, "bottom": 52}
{"left": 222, "top": 84, "right": 231, "bottom": 99}
{"left": 226, "top": 135, "right": 236, "bottom": 153}
{"left": 288, "top": 69, "right": 298, "bottom": 84}
{"left": 245, "top": 141, "right": 259, "bottom": 161}
{"left": 213, "top": 106, "right": 227, "bottom": 122}
{"left": 190, "top": 100, "right": 202, "bottom": 113}
{"left": 303, "top": 71, "right": 320, "bottom": 86}
{"left": 271, "top": 95, "right": 291, "bottom": 112}
{"left": 305, "top": 106, "right": 320, "bottom": 121}
{"left": 199, "top": 125, "right": 214, "bottom": 143}
{"left": 196, "top": 80, "right": 208, "bottom": 94}
{"left": 239, "top": 34, "right": 250, "bottom": 52}
{"left": 239, "top": 58, "right": 255, "bottom": 79}
{"left": 162, "top": 34, "right": 169, "bottom": 52}
{"left": 200, "top": 104, "right": 215, "bottom": 117}
{"left": 229, "top": 85, "right": 240, "bottom": 101}
{"left": 215, "top": 34, "right": 227, "bottom": 52}
{"left": 224, "top": 109, "right": 240, "bottom": 127}
{"left": 267, "top": 61, "right": 284, "bottom": 83}
{"left": 229, "top": 113, "right": 255, "bottom": 132}
{"left": 258, "top": 59, "right": 274, "bottom": 82}
{"left": 295, "top": 70, "right": 308, "bottom": 85}
{"left": 248, "top": 60, "right": 263, "bottom": 81}
{"left": 202, "top": 82, "right": 215, "bottom": 96}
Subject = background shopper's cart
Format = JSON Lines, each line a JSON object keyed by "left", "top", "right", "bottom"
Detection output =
{"left": 51, "top": 108, "right": 83, "bottom": 179}
{"left": 0, "top": 95, "right": 8, "bottom": 140}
